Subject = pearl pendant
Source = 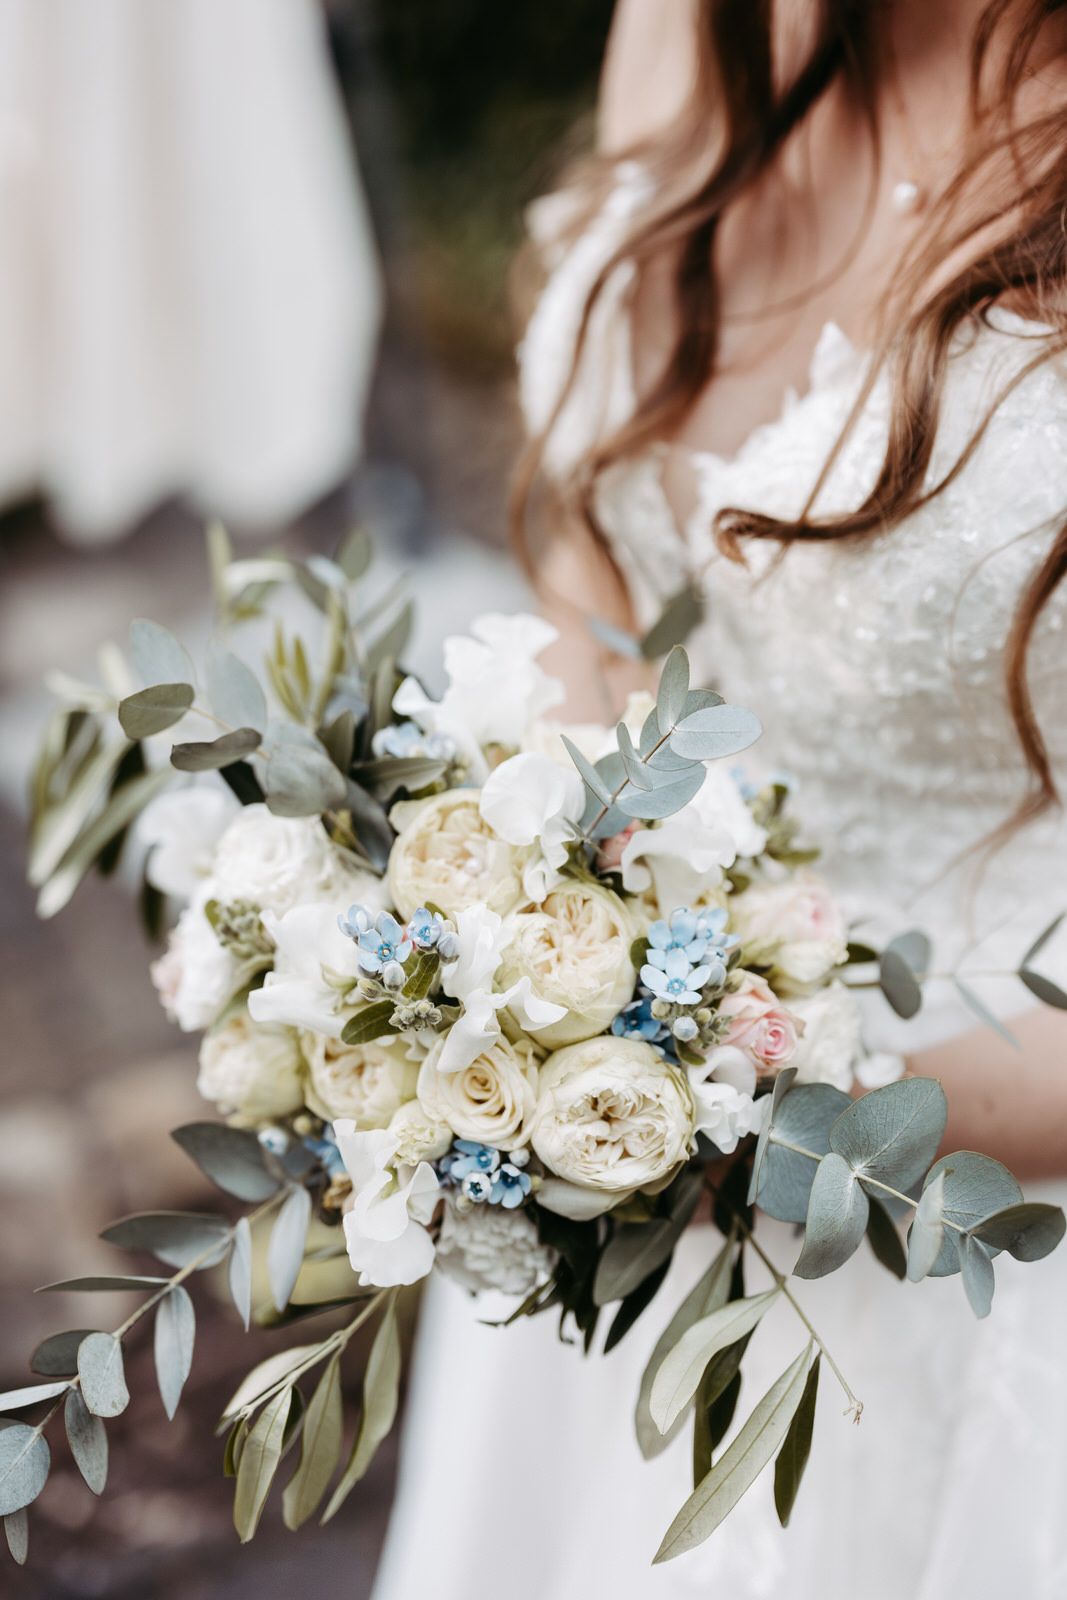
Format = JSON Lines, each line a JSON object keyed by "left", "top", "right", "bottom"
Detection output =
{"left": 891, "top": 179, "right": 925, "bottom": 216}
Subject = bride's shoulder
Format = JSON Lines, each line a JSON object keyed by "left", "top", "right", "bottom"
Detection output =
{"left": 597, "top": 0, "right": 701, "bottom": 155}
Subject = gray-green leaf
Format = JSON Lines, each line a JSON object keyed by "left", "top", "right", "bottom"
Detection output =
{"left": 922, "top": 1151, "right": 1023, "bottom": 1277}
{"left": 130, "top": 619, "right": 195, "bottom": 689}
{"left": 773, "top": 1353, "right": 819, "bottom": 1527}
{"left": 793, "top": 1152, "right": 870, "bottom": 1279}
{"left": 616, "top": 762, "right": 705, "bottom": 820}
{"left": 951, "top": 977, "right": 1020, "bottom": 1047}
{"left": 656, "top": 646, "right": 690, "bottom": 734}
{"left": 117, "top": 683, "right": 195, "bottom": 739}
{"left": 654, "top": 1345, "right": 811, "bottom": 1562}
{"left": 76, "top": 1333, "right": 129, "bottom": 1419}
{"left": 340, "top": 1001, "right": 398, "bottom": 1048}
{"left": 229, "top": 1217, "right": 253, "bottom": 1330}
{"left": 1018, "top": 968, "right": 1067, "bottom": 1009}
{"left": 64, "top": 1387, "right": 108, "bottom": 1495}
{"left": 206, "top": 644, "right": 268, "bottom": 733}
{"left": 222, "top": 1346, "right": 320, "bottom": 1421}
{"left": 668, "top": 704, "right": 762, "bottom": 762}
{"left": 759, "top": 1083, "right": 850, "bottom": 1223}
{"left": 635, "top": 1241, "right": 734, "bottom": 1460}
{"left": 878, "top": 948, "right": 923, "bottom": 1018}
{"left": 906, "top": 1169, "right": 945, "bottom": 1282}
{"left": 972, "top": 1201, "right": 1066, "bottom": 1261}
{"left": 171, "top": 1122, "right": 280, "bottom": 1203}
{"left": 321, "top": 1299, "right": 401, "bottom": 1523}
{"left": 233, "top": 1386, "right": 291, "bottom": 1542}
{"left": 641, "top": 584, "right": 704, "bottom": 660}
{"left": 170, "top": 728, "right": 261, "bottom": 772}
{"left": 268, "top": 1187, "right": 311, "bottom": 1313}
{"left": 154, "top": 1286, "right": 196, "bottom": 1419}
{"left": 956, "top": 1233, "right": 995, "bottom": 1318}
{"left": 561, "top": 735, "right": 612, "bottom": 806}
{"left": 829, "top": 1077, "right": 947, "bottom": 1189}
{"left": 100, "top": 1210, "right": 230, "bottom": 1270}
{"left": 0, "top": 1425, "right": 49, "bottom": 1517}
{"left": 748, "top": 1068, "right": 797, "bottom": 1206}
{"left": 4, "top": 1508, "right": 28, "bottom": 1564}
{"left": 31, "top": 1330, "right": 95, "bottom": 1377}
{"left": 649, "top": 1290, "right": 779, "bottom": 1435}
{"left": 261, "top": 725, "right": 347, "bottom": 818}
{"left": 0, "top": 1381, "right": 69, "bottom": 1412}
{"left": 282, "top": 1354, "right": 343, "bottom": 1529}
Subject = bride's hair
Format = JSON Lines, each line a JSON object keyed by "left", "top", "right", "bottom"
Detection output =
{"left": 512, "top": 0, "right": 1067, "bottom": 833}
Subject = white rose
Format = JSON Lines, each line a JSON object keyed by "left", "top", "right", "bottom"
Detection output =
{"left": 211, "top": 803, "right": 384, "bottom": 918}
{"left": 138, "top": 784, "right": 238, "bottom": 900}
{"left": 388, "top": 790, "right": 526, "bottom": 921}
{"left": 532, "top": 1036, "right": 693, "bottom": 1192}
{"left": 417, "top": 1033, "right": 539, "bottom": 1148}
{"left": 787, "top": 981, "right": 863, "bottom": 1091}
{"left": 197, "top": 1014, "right": 305, "bottom": 1124}
{"left": 732, "top": 871, "right": 848, "bottom": 992}
{"left": 498, "top": 883, "right": 637, "bottom": 1047}
{"left": 388, "top": 1101, "right": 454, "bottom": 1164}
{"left": 151, "top": 890, "right": 239, "bottom": 1032}
{"left": 435, "top": 1196, "right": 556, "bottom": 1296}
{"left": 302, "top": 1032, "right": 419, "bottom": 1126}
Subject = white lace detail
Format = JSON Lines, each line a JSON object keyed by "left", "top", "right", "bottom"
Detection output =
{"left": 519, "top": 165, "right": 1067, "bottom": 1048}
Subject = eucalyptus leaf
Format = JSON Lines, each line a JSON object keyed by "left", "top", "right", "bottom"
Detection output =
{"left": 0, "top": 1426, "right": 50, "bottom": 1517}
{"left": 793, "top": 1153, "right": 870, "bottom": 1279}
{"left": 972, "top": 1201, "right": 1066, "bottom": 1261}
{"left": 4, "top": 1508, "right": 28, "bottom": 1564}
{"left": 922, "top": 1151, "right": 1023, "bottom": 1277}
{"left": 650, "top": 1290, "right": 779, "bottom": 1435}
{"left": 77, "top": 1333, "right": 129, "bottom": 1419}
{"left": 654, "top": 1345, "right": 811, "bottom": 1563}
{"left": 100, "top": 1210, "right": 230, "bottom": 1270}
{"left": 171, "top": 1122, "right": 280, "bottom": 1202}
{"left": 130, "top": 619, "right": 195, "bottom": 689}
{"left": 356, "top": 755, "right": 447, "bottom": 801}
{"left": 222, "top": 1346, "right": 320, "bottom": 1421}
{"left": 668, "top": 704, "right": 762, "bottom": 763}
{"left": 641, "top": 583, "right": 704, "bottom": 659}
{"left": 829, "top": 1077, "right": 947, "bottom": 1189}
{"left": 117, "top": 683, "right": 195, "bottom": 740}
{"left": 656, "top": 646, "right": 690, "bottom": 734}
{"left": 773, "top": 1355, "right": 820, "bottom": 1527}
{"left": 233, "top": 1386, "right": 291, "bottom": 1542}
{"left": 365, "top": 600, "right": 415, "bottom": 675}
{"left": 282, "top": 1354, "right": 343, "bottom": 1529}
{"left": 956, "top": 1233, "right": 995, "bottom": 1318}
{"left": 1018, "top": 968, "right": 1067, "bottom": 1009}
{"left": 229, "top": 1217, "right": 253, "bottom": 1331}
{"left": 885, "top": 929, "right": 931, "bottom": 975}
{"left": 170, "top": 728, "right": 261, "bottom": 772}
{"left": 616, "top": 762, "right": 705, "bottom": 820}
{"left": 261, "top": 725, "right": 346, "bottom": 818}
{"left": 906, "top": 1170, "right": 946, "bottom": 1282}
{"left": 638, "top": 709, "right": 692, "bottom": 771}
{"left": 206, "top": 644, "right": 268, "bottom": 733}
{"left": 864, "top": 1198, "right": 907, "bottom": 1279}
{"left": 0, "top": 1381, "right": 69, "bottom": 1412}
{"left": 635, "top": 1241, "right": 734, "bottom": 1460}
{"left": 951, "top": 977, "right": 1020, "bottom": 1047}
{"left": 616, "top": 720, "right": 654, "bottom": 792}
{"left": 878, "top": 948, "right": 923, "bottom": 1019}
{"left": 561, "top": 735, "right": 612, "bottom": 806}
{"left": 759, "top": 1083, "right": 850, "bottom": 1223}
{"left": 154, "top": 1286, "right": 196, "bottom": 1419}
{"left": 748, "top": 1067, "right": 797, "bottom": 1206}
{"left": 31, "top": 1329, "right": 95, "bottom": 1377}
{"left": 64, "top": 1388, "right": 108, "bottom": 1495}
{"left": 268, "top": 1187, "right": 312, "bottom": 1313}
{"left": 321, "top": 1299, "right": 402, "bottom": 1522}
{"left": 1021, "top": 911, "right": 1064, "bottom": 967}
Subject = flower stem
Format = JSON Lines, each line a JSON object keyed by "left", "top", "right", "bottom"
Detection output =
{"left": 578, "top": 722, "right": 676, "bottom": 846}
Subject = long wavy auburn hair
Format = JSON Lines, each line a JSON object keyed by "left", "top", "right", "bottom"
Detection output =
{"left": 512, "top": 0, "right": 1067, "bottom": 835}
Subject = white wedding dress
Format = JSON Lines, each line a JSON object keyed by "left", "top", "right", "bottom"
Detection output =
{"left": 372, "top": 165, "right": 1067, "bottom": 1600}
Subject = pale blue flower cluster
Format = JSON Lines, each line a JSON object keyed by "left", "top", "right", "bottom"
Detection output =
{"left": 372, "top": 719, "right": 456, "bottom": 763}
{"left": 339, "top": 903, "right": 459, "bottom": 975}
{"left": 408, "top": 906, "right": 459, "bottom": 960}
{"left": 638, "top": 908, "right": 735, "bottom": 1009}
{"left": 612, "top": 996, "right": 669, "bottom": 1044}
{"left": 439, "top": 1140, "right": 532, "bottom": 1209}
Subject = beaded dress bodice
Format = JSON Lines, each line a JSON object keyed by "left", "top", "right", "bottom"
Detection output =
{"left": 520, "top": 165, "right": 1067, "bottom": 1040}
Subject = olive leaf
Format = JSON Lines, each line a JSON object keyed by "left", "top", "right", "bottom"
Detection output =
{"left": 341, "top": 1002, "right": 399, "bottom": 1048}
{"left": 654, "top": 1345, "right": 811, "bottom": 1562}
{"left": 635, "top": 1241, "right": 735, "bottom": 1460}
{"left": 100, "top": 1210, "right": 230, "bottom": 1270}
{"left": 321, "top": 1299, "right": 401, "bottom": 1523}
{"left": 233, "top": 1386, "right": 291, "bottom": 1542}
{"left": 773, "top": 1354, "right": 820, "bottom": 1527}
{"left": 222, "top": 1347, "right": 321, "bottom": 1421}
{"left": 170, "top": 728, "right": 261, "bottom": 772}
{"left": 154, "top": 1286, "right": 196, "bottom": 1419}
{"left": 650, "top": 1290, "right": 779, "bottom": 1435}
{"left": 282, "top": 1354, "right": 344, "bottom": 1529}
{"left": 229, "top": 1217, "right": 253, "bottom": 1331}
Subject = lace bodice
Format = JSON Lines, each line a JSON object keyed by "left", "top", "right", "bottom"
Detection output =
{"left": 520, "top": 165, "right": 1067, "bottom": 1045}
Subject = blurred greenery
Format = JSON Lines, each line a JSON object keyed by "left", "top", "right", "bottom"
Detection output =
{"left": 375, "top": 0, "right": 615, "bottom": 373}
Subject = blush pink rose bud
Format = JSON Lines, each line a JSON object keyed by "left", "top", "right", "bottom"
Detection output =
{"left": 596, "top": 821, "right": 640, "bottom": 874}
{"left": 717, "top": 970, "right": 800, "bottom": 1070}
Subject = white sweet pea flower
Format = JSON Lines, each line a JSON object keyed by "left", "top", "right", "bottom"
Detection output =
{"left": 620, "top": 765, "right": 766, "bottom": 913}
{"left": 479, "top": 752, "right": 585, "bottom": 903}
{"left": 394, "top": 613, "right": 564, "bottom": 769}
{"left": 137, "top": 785, "right": 239, "bottom": 901}
{"left": 334, "top": 1121, "right": 439, "bottom": 1288}
{"left": 435, "top": 903, "right": 566, "bottom": 1074}
{"left": 248, "top": 902, "right": 363, "bottom": 1037}
{"left": 687, "top": 1044, "right": 765, "bottom": 1154}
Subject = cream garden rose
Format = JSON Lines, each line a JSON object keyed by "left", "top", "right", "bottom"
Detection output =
{"left": 388, "top": 791, "right": 526, "bottom": 921}
{"left": 497, "top": 883, "right": 637, "bottom": 1048}
{"left": 302, "top": 1032, "right": 419, "bottom": 1126}
{"left": 211, "top": 804, "right": 383, "bottom": 919}
{"left": 731, "top": 871, "right": 848, "bottom": 991}
{"left": 196, "top": 1013, "right": 304, "bottom": 1124}
{"left": 532, "top": 1036, "right": 693, "bottom": 1192}
{"left": 416, "top": 1033, "right": 539, "bottom": 1148}
{"left": 388, "top": 1100, "right": 454, "bottom": 1164}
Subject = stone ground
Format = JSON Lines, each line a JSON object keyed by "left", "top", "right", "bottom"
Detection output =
{"left": 0, "top": 360, "right": 530, "bottom": 1595}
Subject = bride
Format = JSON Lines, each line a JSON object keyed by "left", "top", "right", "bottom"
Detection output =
{"left": 373, "top": 2, "right": 1067, "bottom": 1595}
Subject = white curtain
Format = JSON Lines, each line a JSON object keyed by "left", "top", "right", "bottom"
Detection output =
{"left": 0, "top": 0, "right": 382, "bottom": 541}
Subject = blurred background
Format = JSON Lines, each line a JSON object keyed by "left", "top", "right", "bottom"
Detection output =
{"left": 0, "top": 1, "right": 612, "bottom": 1593}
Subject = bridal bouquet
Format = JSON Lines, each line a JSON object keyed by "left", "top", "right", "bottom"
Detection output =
{"left": 4, "top": 534, "right": 1064, "bottom": 1568}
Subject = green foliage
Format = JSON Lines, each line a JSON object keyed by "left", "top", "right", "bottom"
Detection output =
{"left": 267, "top": 1188, "right": 312, "bottom": 1314}
{"left": 101, "top": 1211, "right": 231, "bottom": 1270}
{"left": 30, "top": 1330, "right": 94, "bottom": 1377}
{"left": 773, "top": 1355, "right": 820, "bottom": 1527}
{"left": 154, "top": 1287, "right": 196, "bottom": 1419}
{"left": 650, "top": 1291, "right": 779, "bottom": 1436}
{"left": 341, "top": 1002, "right": 400, "bottom": 1047}
{"left": 321, "top": 1299, "right": 401, "bottom": 1523}
{"left": 0, "top": 1426, "right": 50, "bottom": 1517}
{"left": 793, "top": 1154, "right": 870, "bottom": 1279}
{"left": 76, "top": 1334, "right": 129, "bottom": 1419}
{"left": 282, "top": 1356, "right": 344, "bottom": 1530}
{"left": 634, "top": 1240, "right": 735, "bottom": 1460}
{"left": 171, "top": 728, "right": 261, "bottom": 772}
{"left": 64, "top": 1389, "right": 108, "bottom": 1495}
{"left": 118, "top": 683, "right": 195, "bottom": 739}
{"left": 171, "top": 1122, "right": 281, "bottom": 1203}
{"left": 234, "top": 1387, "right": 291, "bottom": 1543}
